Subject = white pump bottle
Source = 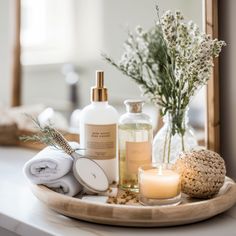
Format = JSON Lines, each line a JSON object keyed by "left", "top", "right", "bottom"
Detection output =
{"left": 79, "top": 71, "right": 118, "bottom": 183}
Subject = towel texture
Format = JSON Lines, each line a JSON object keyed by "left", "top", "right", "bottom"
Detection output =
{"left": 44, "top": 172, "right": 82, "bottom": 196}
{"left": 23, "top": 142, "right": 79, "bottom": 184}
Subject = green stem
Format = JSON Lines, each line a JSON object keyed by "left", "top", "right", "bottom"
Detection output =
{"left": 162, "top": 126, "right": 169, "bottom": 163}
{"left": 181, "top": 134, "right": 185, "bottom": 151}
{"left": 167, "top": 130, "right": 172, "bottom": 164}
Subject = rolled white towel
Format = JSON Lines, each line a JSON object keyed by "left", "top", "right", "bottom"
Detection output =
{"left": 44, "top": 172, "right": 82, "bottom": 197}
{"left": 23, "top": 142, "right": 79, "bottom": 184}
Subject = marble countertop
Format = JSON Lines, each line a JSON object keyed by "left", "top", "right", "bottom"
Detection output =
{"left": 0, "top": 147, "right": 235, "bottom": 236}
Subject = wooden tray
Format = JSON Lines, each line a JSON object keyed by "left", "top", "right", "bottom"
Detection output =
{"left": 30, "top": 177, "right": 236, "bottom": 227}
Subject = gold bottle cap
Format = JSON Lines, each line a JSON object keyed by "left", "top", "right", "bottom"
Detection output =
{"left": 91, "top": 70, "right": 108, "bottom": 102}
{"left": 124, "top": 99, "right": 144, "bottom": 113}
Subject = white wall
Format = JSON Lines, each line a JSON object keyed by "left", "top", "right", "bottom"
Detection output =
{"left": 219, "top": 0, "right": 236, "bottom": 180}
{"left": 0, "top": 0, "right": 203, "bottom": 114}
{"left": 22, "top": 64, "right": 69, "bottom": 110}
{"left": 73, "top": 0, "right": 203, "bottom": 107}
{"left": 0, "top": 0, "right": 13, "bottom": 106}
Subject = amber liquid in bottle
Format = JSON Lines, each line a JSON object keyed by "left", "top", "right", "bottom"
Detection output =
{"left": 118, "top": 100, "right": 152, "bottom": 192}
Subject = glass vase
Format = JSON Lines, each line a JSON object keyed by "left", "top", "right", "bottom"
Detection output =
{"left": 153, "top": 108, "right": 198, "bottom": 164}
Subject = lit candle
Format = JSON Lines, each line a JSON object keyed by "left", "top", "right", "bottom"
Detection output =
{"left": 138, "top": 164, "right": 181, "bottom": 205}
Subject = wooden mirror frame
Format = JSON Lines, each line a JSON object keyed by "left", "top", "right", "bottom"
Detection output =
{"left": 11, "top": 0, "right": 220, "bottom": 152}
{"left": 205, "top": 0, "right": 220, "bottom": 152}
{"left": 11, "top": 0, "right": 21, "bottom": 107}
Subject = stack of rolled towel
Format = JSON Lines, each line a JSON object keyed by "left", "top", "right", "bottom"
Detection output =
{"left": 23, "top": 142, "right": 82, "bottom": 197}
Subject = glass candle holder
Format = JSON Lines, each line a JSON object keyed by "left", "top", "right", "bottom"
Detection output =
{"left": 138, "top": 163, "right": 181, "bottom": 206}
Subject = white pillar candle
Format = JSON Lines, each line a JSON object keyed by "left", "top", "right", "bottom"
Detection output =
{"left": 139, "top": 167, "right": 181, "bottom": 199}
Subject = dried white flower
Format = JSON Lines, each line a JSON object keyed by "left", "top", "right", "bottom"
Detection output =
{"left": 103, "top": 9, "right": 226, "bottom": 136}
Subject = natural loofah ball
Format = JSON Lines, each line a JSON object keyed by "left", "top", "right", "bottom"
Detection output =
{"left": 174, "top": 149, "right": 226, "bottom": 199}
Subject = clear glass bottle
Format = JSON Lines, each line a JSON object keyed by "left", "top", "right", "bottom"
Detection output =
{"left": 153, "top": 108, "right": 198, "bottom": 164}
{"left": 118, "top": 100, "right": 153, "bottom": 192}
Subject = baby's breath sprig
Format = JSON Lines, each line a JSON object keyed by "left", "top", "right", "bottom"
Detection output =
{"left": 102, "top": 5, "right": 226, "bottom": 139}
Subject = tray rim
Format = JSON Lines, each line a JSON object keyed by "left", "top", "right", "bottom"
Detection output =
{"left": 30, "top": 176, "right": 236, "bottom": 227}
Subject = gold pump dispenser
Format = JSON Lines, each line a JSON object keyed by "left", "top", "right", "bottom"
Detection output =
{"left": 91, "top": 70, "right": 108, "bottom": 102}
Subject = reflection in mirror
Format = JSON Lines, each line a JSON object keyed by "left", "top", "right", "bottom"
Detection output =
{"left": 20, "top": 0, "right": 205, "bottom": 146}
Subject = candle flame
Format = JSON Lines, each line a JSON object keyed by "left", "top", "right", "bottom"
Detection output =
{"left": 158, "top": 165, "right": 163, "bottom": 175}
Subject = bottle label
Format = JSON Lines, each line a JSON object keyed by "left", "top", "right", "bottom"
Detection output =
{"left": 84, "top": 124, "right": 116, "bottom": 160}
{"left": 126, "top": 142, "right": 151, "bottom": 174}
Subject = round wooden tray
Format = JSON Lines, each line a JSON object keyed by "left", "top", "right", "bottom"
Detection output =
{"left": 30, "top": 177, "right": 236, "bottom": 227}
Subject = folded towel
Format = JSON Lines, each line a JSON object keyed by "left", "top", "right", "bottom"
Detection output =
{"left": 23, "top": 142, "right": 79, "bottom": 184}
{"left": 44, "top": 172, "right": 82, "bottom": 197}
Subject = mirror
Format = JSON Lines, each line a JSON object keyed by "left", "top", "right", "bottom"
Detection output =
{"left": 18, "top": 0, "right": 206, "bottom": 146}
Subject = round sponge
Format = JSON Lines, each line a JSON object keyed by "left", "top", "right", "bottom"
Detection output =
{"left": 174, "top": 149, "right": 226, "bottom": 199}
